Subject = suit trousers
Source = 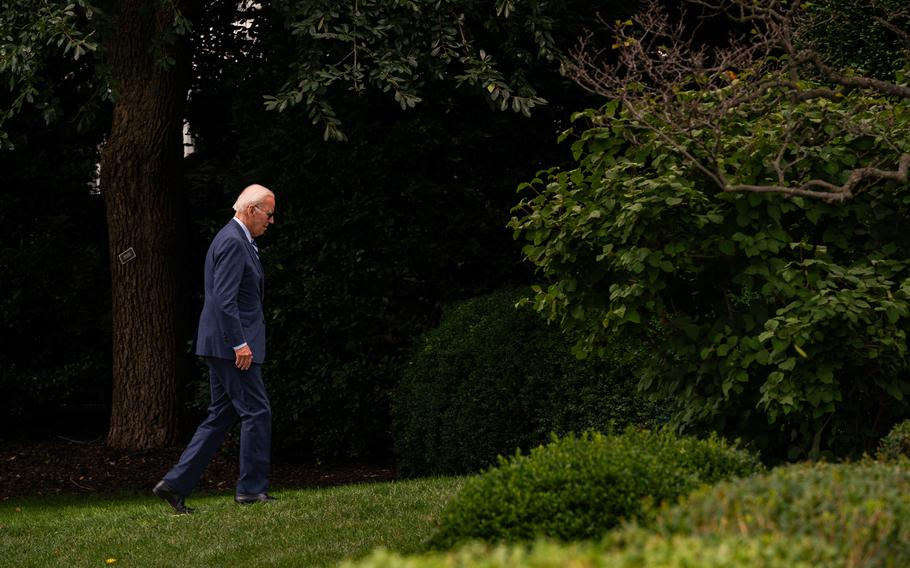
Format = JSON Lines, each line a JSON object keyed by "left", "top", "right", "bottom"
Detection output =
{"left": 162, "top": 357, "right": 272, "bottom": 496}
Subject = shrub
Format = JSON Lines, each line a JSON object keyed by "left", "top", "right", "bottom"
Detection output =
{"left": 510, "top": 36, "right": 910, "bottom": 461}
{"left": 876, "top": 419, "right": 910, "bottom": 462}
{"left": 392, "top": 288, "right": 660, "bottom": 476}
{"left": 342, "top": 533, "right": 837, "bottom": 568}
{"left": 652, "top": 461, "right": 910, "bottom": 568}
{"left": 427, "top": 429, "right": 762, "bottom": 548}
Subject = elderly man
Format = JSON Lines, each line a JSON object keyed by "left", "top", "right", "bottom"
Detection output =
{"left": 154, "top": 184, "right": 277, "bottom": 514}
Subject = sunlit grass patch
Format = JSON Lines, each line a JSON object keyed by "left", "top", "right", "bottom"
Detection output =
{"left": 0, "top": 476, "right": 464, "bottom": 567}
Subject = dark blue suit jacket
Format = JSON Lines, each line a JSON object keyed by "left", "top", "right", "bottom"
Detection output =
{"left": 195, "top": 220, "right": 266, "bottom": 363}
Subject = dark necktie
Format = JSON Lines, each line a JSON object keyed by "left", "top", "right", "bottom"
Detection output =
{"left": 251, "top": 239, "right": 259, "bottom": 258}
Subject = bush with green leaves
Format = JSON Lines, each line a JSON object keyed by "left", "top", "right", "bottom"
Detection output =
{"left": 427, "top": 429, "right": 761, "bottom": 548}
{"left": 392, "top": 288, "right": 660, "bottom": 476}
{"left": 510, "top": 83, "right": 910, "bottom": 460}
{"left": 344, "top": 532, "right": 835, "bottom": 568}
{"left": 799, "top": 0, "right": 910, "bottom": 81}
{"left": 876, "top": 419, "right": 910, "bottom": 462}
{"left": 650, "top": 461, "right": 910, "bottom": 568}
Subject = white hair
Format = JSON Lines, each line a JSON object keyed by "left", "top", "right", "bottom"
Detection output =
{"left": 232, "top": 184, "right": 274, "bottom": 212}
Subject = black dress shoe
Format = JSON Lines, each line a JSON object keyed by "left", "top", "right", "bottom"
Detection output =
{"left": 234, "top": 492, "right": 278, "bottom": 505}
{"left": 153, "top": 480, "right": 194, "bottom": 514}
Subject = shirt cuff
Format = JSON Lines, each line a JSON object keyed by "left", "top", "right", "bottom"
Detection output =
{"left": 233, "top": 342, "right": 248, "bottom": 351}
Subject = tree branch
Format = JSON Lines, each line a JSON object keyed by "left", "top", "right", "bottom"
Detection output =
{"left": 563, "top": 0, "right": 910, "bottom": 203}
{"left": 796, "top": 51, "right": 910, "bottom": 99}
{"left": 725, "top": 154, "right": 910, "bottom": 201}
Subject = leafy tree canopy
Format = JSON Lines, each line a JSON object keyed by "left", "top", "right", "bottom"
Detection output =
{"left": 264, "top": 0, "right": 631, "bottom": 140}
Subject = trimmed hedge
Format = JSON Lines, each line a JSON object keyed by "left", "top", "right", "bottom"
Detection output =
{"left": 342, "top": 533, "right": 837, "bottom": 568}
{"left": 428, "top": 429, "right": 762, "bottom": 548}
{"left": 652, "top": 461, "right": 910, "bottom": 568}
{"left": 876, "top": 419, "right": 910, "bottom": 462}
{"left": 392, "top": 288, "right": 660, "bottom": 476}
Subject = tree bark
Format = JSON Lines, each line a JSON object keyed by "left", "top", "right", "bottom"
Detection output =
{"left": 101, "top": 0, "right": 192, "bottom": 448}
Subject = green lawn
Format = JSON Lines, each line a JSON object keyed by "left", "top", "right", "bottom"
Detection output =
{"left": 0, "top": 476, "right": 464, "bottom": 568}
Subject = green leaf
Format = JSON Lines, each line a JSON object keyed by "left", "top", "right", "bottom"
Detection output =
{"left": 778, "top": 357, "right": 796, "bottom": 371}
{"left": 706, "top": 213, "right": 724, "bottom": 224}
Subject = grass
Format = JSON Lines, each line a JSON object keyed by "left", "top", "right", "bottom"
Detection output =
{"left": 0, "top": 476, "right": 465, "bottom": 568}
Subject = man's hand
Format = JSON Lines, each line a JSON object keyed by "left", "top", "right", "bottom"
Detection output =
{"left": 234, "top": 345, "right": 253, "bottom": 371}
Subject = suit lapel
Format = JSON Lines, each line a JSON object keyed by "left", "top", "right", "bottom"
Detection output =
{"left": 247, "top": 241, "right": 263, "bottom": 273}
{"left": 229, "top": 221, "right": 264, "bottom": 291}
{"left": 229, "top": 221, "right": 260, "bottom": 267}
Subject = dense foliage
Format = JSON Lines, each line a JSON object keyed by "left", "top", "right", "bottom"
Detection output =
{"left": 0, "top": 0, "right": 103, "bottom": 149}
{"left": 392, "top": 288, "right": 660, "bottom": 475}
{"left": 876, "top": 419, "right": 910, "bottom": 462}
{"left": 428, "top": 430, "right": 761, "bottom": 548}
{"left": 344, "top": 534, "right": 837, "bottom": 568}
{"left": 266, "top": 0, "right": 635, "bottom": 140}
{"left": 651, "top": 461, "right": 910, "bottom": 568}
{"left": 511, "top": 84, "right": 910, "bottom": 460}
{"left": 799, "top": 0, "right": 910, "bottom": 81}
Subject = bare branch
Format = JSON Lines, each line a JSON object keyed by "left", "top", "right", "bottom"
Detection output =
{"left": 726, "top": 154, "right": 910, "bottom": 201}
{"left": 873, "top": 16, "right": 910, "bottom": 48}
{"left": 795, "top": 51, "right": 910, "bottom": 99}
{"left": 563, "top": 0, "right": 910, "bottom": 203}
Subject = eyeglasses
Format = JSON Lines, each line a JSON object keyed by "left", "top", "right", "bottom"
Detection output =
{"left": 254, "top": 205, "right": 274, "bottom": 219}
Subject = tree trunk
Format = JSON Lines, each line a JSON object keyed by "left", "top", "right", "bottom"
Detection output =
{"left": 101, "top": 0, "right": 192, "bottom": 448}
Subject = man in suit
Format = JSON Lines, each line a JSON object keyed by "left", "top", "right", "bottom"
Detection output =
{"left": 153, "top": 184, "right": 277, "bottom": 514}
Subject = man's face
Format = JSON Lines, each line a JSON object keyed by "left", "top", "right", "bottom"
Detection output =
{"left": 249, "top": 195, "right": 275, "bottom": 238}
